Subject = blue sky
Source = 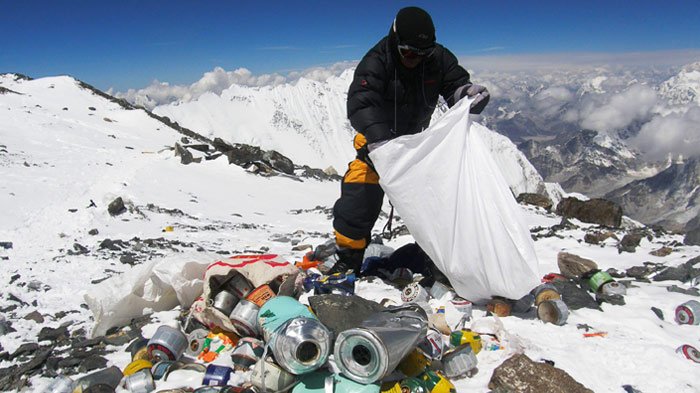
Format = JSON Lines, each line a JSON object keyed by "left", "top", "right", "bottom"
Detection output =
{"left": 2, "top": 1, "right": 699, "bottom": 91}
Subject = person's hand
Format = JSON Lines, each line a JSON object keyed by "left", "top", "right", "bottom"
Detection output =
{"left": 466, "top": 84, "right": 490, "bottom": 114}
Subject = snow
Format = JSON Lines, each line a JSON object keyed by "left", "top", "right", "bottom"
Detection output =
{"left": 2, "top": 74, "right": 700, "bottom": 392}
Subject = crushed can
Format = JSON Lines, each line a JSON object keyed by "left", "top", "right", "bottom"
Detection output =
{"left": 676, "top": 344, "right": 700, "bottom": 363}
{"left": 231, "top": 337, "right": 265, "bottom": 370}
{"left": 675, "top": 300, "right": 700, "bottom": 325}
{"left": 147, "top": 325, "right": 188, "bottom": 362}
{"left": 537, "top": 299, "right": 570, "bottom": 325}
{"left": 449, "top": 329, "right": 482, "bottom": 354}
{"left": 531, "top": 283, "right": 561, "bottom": 306}
{"left": 600, "top": 281, "right": 626, "bottom": 296}
{"left": 246, "top": 284, "right": 276, "bottom": 307}
{"left": 417, "top": 328, "right": 445, "bottom": 360}
{"left": 397, "top": 349, "right": 431, "bottom": 378}
{"left": 203, "top": 364, "right": 233, "bottom": 386}
{"left": 402, "top": 283, "right": 430, "bottom": 304}
{"left": 418, "top": 370, "right": 456, "bottom": 393}
{"left": 399, "top": 377, "right": 429, "bottom": 393}
{"left": 250, "top": 358, "right": 297, "bottom": 393}
{"left": 213, "top": 290, "right": 239, "bottom": 316}
{"left": 123, "top": 359, "right": 153, "bottom": 377}
{"left": 441, "top": 344, "right": 477, "bottom": 379}
{"left": 121, "top": 368, "right": 155, "bottom": 393}
{"left": 229, "top": 299, "right": 260, "bottom": 337}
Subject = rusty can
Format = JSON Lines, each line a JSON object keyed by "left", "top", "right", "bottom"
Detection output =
{"left": 246, "top": 284, "right": 275, "bottom": 308}
{"left": 531, "top": 283, "right": 561, "bottom": 306}
{"left": 537, "top": 299, "right": 569, "bottom": 326}
{"left": 486, "top": 298, "right": 512, "bottom": 317}
{"left": 441, "top": 344, "right": 478, "bottom": 380}
{"left": 147, "top": 325, "right": 188, "bottom": 362}
{"left": 402, "top": 283, "right": 430, "bottom": 304}
{"left": 676, "top": 344, "right": 700, "bottom": 363}
{"left": 675, "top": 300, "right": 700, "bottom": 325}
{"left": 449, "top": 329, "right": 481, "bottom": 354}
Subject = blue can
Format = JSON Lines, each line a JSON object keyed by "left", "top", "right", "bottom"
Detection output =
{"left": 202, "top": 364, "right": 232, "bottom": 386}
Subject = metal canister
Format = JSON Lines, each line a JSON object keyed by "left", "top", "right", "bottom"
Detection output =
{"left": 185, "top": 328, "right": 210, "bottom": 357}
{"left": 537, "top": 299, "right": 570, "bottom": 326}
{"left": 121, "top": 369, "right": 155, "bottom": 393}
{"left": 397, "top": 349, "right": 431, "bottom": 378}
{"left": 250, "top": 358, "right": 297, "bottom": 393}
{"left": 429, "top": 282, "right": 453, "bottom": 300}
{"left": 202, "top": 364, "right": 233, "bottom": 386}
{"left": 676, "top": 344, "right": 700, "bottom": 363}
{"left": 72, "top": 366, "right": 123, "bottom": 391}
{"left": 123, "top": 359, "right": 153, "bottom": 377}
{"left": 229, "top": 299, "right": 260, "bottom": 337}
{"left": 231, "top": 337, "right": 265, "bottom": 370}
{"left": 268, "top": 317, "right": 331, "bottom": 375}
{"left": 228, "top": 273, "right": 254, "bottom": 299}
{"left": 41, "top": 375, "right": 73, "bottom": 393}
{"left": 449, "top": 330, "right": 482, "bottom": 354}
{"left": 246, "top": 284, "right": 276, "bottom": 308}
{"left": 441, "top": 344, "right": 477, "bottom": 380}
{"left": 600, "top": 281, "right": 626, "bottom": 296}
{"left": 418, "top": 370, "right": 456, "bottom": 393}
{"left": 486, "top": 298, "right": 512, "bottom": 317}
{"left": 587, "top": 270, "right": 614, "bottom": 293}
{"left": 417, "top": 328, "right": 444, "bottom": 360}
{"left": 147, "top": 325, "right": 188, "bottom": 362}
{"left": 402, "top": 283, "right": 430, "bottom": 304}
{"left": 531, "top": 283, "right": 561, "bottom": 306}
{"left": 162, "top": 361, "right": 207, "bottom": 382}
{"left": 675, "top": 300, "right": 700, "bottom": 325}
{"left": 399, "top": 377, "right": 429, "bottom": 393}
{"left": 151, "top": 361, "right": 174, "bottom": 380}
{"left": 128, "top": 338, "right": 150, "bottom": 361}
{"left": 213, "top": 290, "right": 238, "bottom": 316}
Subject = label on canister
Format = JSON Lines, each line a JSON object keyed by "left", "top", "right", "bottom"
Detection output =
{"left": 122, "top": 368, "right": 155, "bottom": 393}
{"left": 147, "top": 325, "right": 188, "bottom": 362}
{"left": 213, "top": 290, "right": 238, "bottom": 316}
{"left": 229, "top": 299, "right": 260, "bottom": 337}
{"left": 449, "top": 330, "right": 482, "bottom": 354}
{"left": 397, "top": 349, "right": 431, "bottom": 378}
{"left": 417, "top": 328, "right": 444, "bottom": 360}
{"left": 588, "top": 271, "right": 614, "bottom": 293}
{"left": 203, "top": 364, "right": 232, "bottom": 386}
{"left": 450, "top": 298, "right": 473, "bottom": 317}
{"left": 402, "top": 283, "right": 430, "bottom": 304}
{"left": 418, "top": 370, "right": 456, "bottom": 393}
{"left": 676, "top": 344, "right": 700, "bottom": 363}
{"left": 231, "top": 337, "right": 265, "bottom": 370}
{"left": 246, "top": 284, "right": 275, "bottom": 307}
{"left": 675, "top": 300, "right": 700, "bottom": 325}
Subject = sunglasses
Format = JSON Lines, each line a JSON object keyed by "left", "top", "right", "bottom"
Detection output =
{"left": 398, "top": 43, "right": 435, "bottom": 59}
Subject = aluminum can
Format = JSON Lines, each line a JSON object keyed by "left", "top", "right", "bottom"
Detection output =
{"left": 185, "top": 328, "right": 209, "bottom": 357}
{"left": 600, "top": 281, "right": 626, "bottom": 296}
{"left": 229, "top": 299, "right": 260, "bottom": 337}
{"left": 402, "top": 283, "right": 430, "bottom": 304}
{"left": 675, "top": 300, "right": 700, "bottom": 325}
{"left": 441, "top": 344, "right": 478, "bottom": 379}
{"left": 231, "top": 337, "right": 265, "bottom": 370}
{"left": 150, "top": 361, "right": 174, "bottom": 380}
{"left": 417, "top": 328, "right": 445, "bottom": 360}
{"left": 418, "top": 370, "right": 456, "bottom": 393}
{"left": 228, "top": 273, "right": 254, "bottom": 299}
{"left": 537, "top": 299, "right": 570, "bottom": 326}
{"left": 449, "top": 329, "right": 482, "bottom": 354}
{"left": 676, "top": 344, "right": 700, "bottom": 363}
{"left": 587, "top": 270, "right": 614, "bottom": 293}
{"left": 269, "top": 317, "right": 331, "bottom": 375}
{"left": 250, "top": 358, "right": 297, "bottom": 393}
{"left": 147, "top": 325, "right": 188, "bottom": 362}
{"left": 246, "top": 284, "right": 276, "bottom": 307}
{"left": 123, "top": 359, "right": 153, "bottom": 377}
{"left": 531, "top": 283, "right": 561, "bottom": 306}
{"left": 213, "top": 290, "right": 238, "bottom": 316}
{"left": 202, "top": 364, "right": 233, "bottom": 386}
{"left": 121, "top": 369, "right": 155, "bottom": 393}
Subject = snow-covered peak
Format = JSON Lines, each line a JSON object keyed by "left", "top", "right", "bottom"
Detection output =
{"left": 659, "top": 61, "right": 700, "bottom": 105}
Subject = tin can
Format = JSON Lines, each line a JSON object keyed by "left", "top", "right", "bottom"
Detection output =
{"left": 486, "top": 298, "right": 512, "bottom": 317}
{"left": 41, "top": 375, "right": 73, "bottom": 393}
{"left": 250, "top": 358, "right": 297, "bottom": 393}
{"left": 213, "top": 290, "right": 239, "bottom": 316}
{"left": 397, "top": 349, "right": 431, "bottom": 378}
{"left": 246, "top": 284, "right": 276, "bottom": 307}
{"left": 675, "top": 300, "right": 700, "bottom": 325}
{"left": 228, "top": 273, "right": 254, "bottom": 299}
{"left": 147, "top": 325, "right": 188, "bottom": 362}
{"left": 429, "top": 282, "right": 453, "bottom": 300}
{"left": 229, "top": 299, "right": 260, "bottom": 337}
{"left": 600, "top": 281, "right": 626, "bottom": 296}
{"left": 441, "top": 344, "right": 478, "bottom": 379}
{"left": 399, "top": 377, "right": 429, "bottom": 393}
{"left": 185, "top": 328, "right": 209, "bottom": 357}
{"left": 449, "top": 330, "right": 482, "bottom": 354}
{"left": 203, "top": 364, "right": 233, "bottom": 386}
{"left": 402, "top": 283, "right": 430, "bottom": 304}
{"left": 121, "top": 369, "right": 155, "bottom": 393}
{"left": 676, "top": 344, "right": 700, "bottom": 363}
{"left": 587, "top": 270, "right": 614, "bottom": 293}
{"left": 269, "top": 317, "right": 331, "bottom": 375}
{"left": 531, "top": 283, "right": 561, "bottom": 306}
{"left": 537, "top": 299, "right": 569, "bottom": 326}
{"left": 123, "top": 359, "right": 153, "bottom": 377}
{"left": 151, "top": 361, "right": 174, "bottom": 380}
{"left": 449, "top": 298, "right": 473, "bottom": 319}
{"left": 418, "top": 370, "right": 456, "bottom": 393}
{"left": 417, "top": 328, "right": 445, "bottom": 360}
{"left": 231, "top": 337, "right": 265, "bottom": 370}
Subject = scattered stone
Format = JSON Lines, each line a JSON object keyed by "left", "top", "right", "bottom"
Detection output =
{"left": 8, "top": 293, "right": 29, "bottom": 306}
{"left": 584, "top": 231, "right": 618, "bottom": 245}
{"left": 291, "top": 243, "right": 312, "bottom": 252}
{"left": 666, "top": 285, "right": 700, "bottom": 297}
{"left": 57, "top": 356, "right": 83, "bottom": 369}
{"left": 489, "top": 353, "right": 593, "bottom": 393}
{"left": 88, "top": 106, "right": 96, "bottom": 111}
{"left": 174, "top": 142, "right": 198, "bottom": 165}
{"left": 556, "top": 197, "right": 623, "bottom": 228}
{"left": 0, "top": 242, "right": 12, "bottom": 249}
{"left": 622, "top": 385, "right": 643, "bottom": 393}
{"left": 0, "top": 348, "right": 52, "bottom": 390}
{"left": 78, "top": 354, "right": 109, "bottom": 373}
{"left": 606, "top": 268, "right": 625, "bottom": 279}
{"left": 71, "top": 242, "right": 89, "bottom": 255}
{"left": 653, "top": 265, "right": 692, "bottom": 282}
{"left": 551, "top": 280, "right": 600, "bottom": 311}
{"left": 107, "top": 197, "right": 126, "bottom": 216}
{"left": 0, "top": 316, "right": 15, "bottom": 335}
{"left": 324, "top": 166, "right": 338, "bottom": 176}
{"left": 9, "top": 274, "right": 20, "bottom": 284}
{"left": 23, "top": 310, "right": 44, "bottom": 324}
{"left": 557, "top": 252, "right": 598, "bottom": 279}
{"left": 72, "top": 337, "right": 104, "bottom": 349}
{"left": 68, "top": 208, "right": 78, "bottom": 213}
{"left": 99, "top": 238, "right": 124, "bottom": 251}
{"left": 88, "top": 228, "right": 99, "bottom": 236}
{"left": 10, "top": 343, "right": 39, "bottom": 360}
{"left": 651, "top": 307, "right": 664, "bottom": 320}
{"left": 308, "top": 294, "right": 386, "bottom": 338}
{"left": 104, "top": 329, "right": 140, "bottom": 346}
{"left": 649, "top": 246, "right": 673, "bottom": 257}
{"left": 516, "top": 193, "right": 553, "bottom": 211}
{"left": 38, "top": 325, "right": 69, "bottom": 343}
{"left": 119, "top": 253, "right": 137, "bottom": 265}
{"left": 271, "top": 235, "right": 290, "bottom": 243}
{"left": 618, "top": 233, "right": 644, "bottom": 253}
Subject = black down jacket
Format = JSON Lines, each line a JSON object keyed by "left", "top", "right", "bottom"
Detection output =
{"left": 347, "top": 32, "right": 472, "bottom": 144}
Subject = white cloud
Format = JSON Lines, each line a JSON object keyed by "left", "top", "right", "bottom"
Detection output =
{"left": 533, "top": 86, "right": 573, "bottom": 117}
{"left": 629, "top": 107, "right": 700, "bottom": 161}
{"left": 579, "top": 84, "right": 658, "bottom": 131}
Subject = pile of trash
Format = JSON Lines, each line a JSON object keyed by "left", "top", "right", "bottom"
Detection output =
{"left": 41, "top": 241, "right": 699, "bottom": 393}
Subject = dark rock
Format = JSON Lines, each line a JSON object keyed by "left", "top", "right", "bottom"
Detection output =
{"left": 174, "top": 142, "right": 197, "bottom": 165}
{"left": 584, "top": 231, "right": 618, "bottom": 245}
{"left": 516, "top": 193, "right": 553, "bottom": 211}
{"left": 88, "top": 228, "right": 99, "bottom": 236}
{"left": 651, "top": 307, "right": 664, "bottom": 320}
{"left": 8, "top": 293, "right": 29, "bottom": 306}
{"left": 23, "top": 310, "right": 44, "bottom": 323}
{"left": 0, "top": 242, "right": 12, "bottom": 249}
{"left": 57, "top": 356, "right": 83, "bottom": 368}
{"left": 99, "top": 238, "right": 125, "bottom": 251}
{"left": 9, "top": 274, "right": 20, "bottom": 284}
{"left": 488, "top": 353, "right": 593, "bottom": 393}
{"left": 0, "top": 352, "right": 8, "bottom": 361}
{"left": 618, "top": 233, "right": 644, "bottom": 253}
{"left": 653, "top": 265, "right": 692, "bottom": 282}
{"left": 78, "top": 355, "right": 108, "bottom": 373}
{"left": 119, "top": 253, "right": 137, "bottom": 265}
{"left": 551, "top": 280, "right": 601, "bottom": 311}
{"left": 606, "top": 268, "right": 625, "bottom": 279}
{"left": 596, "top": 293, "right": 625, "bottom": 306}
{"left": 555, "top": 197, "right": 623, "bottom": 227}
{"left": 557, "top": 252, "right": 598, "bottom": 279}
{"left": 45, "top": 356, "right": 61, "bottom": 372}
{"left": 107, "top": 197, "right": 126, "bottom": 216}
{"left": 649, "top": 246, "right": 673, "bottom": 257}
{"left": 10, "top": 343, "right": 39, "bottom": 359}
{"left": 73, "top": 366, "right": 123, "bottom": 389}
{"left": 666, "top": 285, "right": 700, "bottom": 296}
{"left": 38, "top": 326, "right": 69, "bottom": 342}
{"left": 622, "top": 385, "right": 643, "bottom": 393}
{"left": 212, "top": 137, "right": 235, "bottom": 152}
{"left": 104, "top": 329, "right": 140, "bottom": 346}
{"left": 72, "top": 242, "right": 89, "bottom": 255}
{"left": 308, "top": 294, "right": 386, "bottom": 339}
{"left": 263, "top": 150, "right": 294, "bottom": 175}
{"left": 72, "top": 337, "right": 104, "bottom": 349}
{"left": 88, "top": 106, "right": 96, "bottom": 111}
{"left": 684, "top": 227, "right": 700, "bottom": 246}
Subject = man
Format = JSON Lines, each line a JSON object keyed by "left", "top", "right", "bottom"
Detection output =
{"left": 329, "top": 6, "right": 490, "bottom": 275}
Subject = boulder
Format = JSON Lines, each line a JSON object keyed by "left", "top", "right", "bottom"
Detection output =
{"left": 584, "top": 231, "right": 618, "bottom": 245}
{"left": 557, "top": 252, "right": 598, "bottom": 279}
{"left": 685, "top": 227, "right": 700, "bottom": 246}
{"left": 263, "top": 150, "right": 294, "bottom": 175}
{"left": 618, "top": 233, "right": 644, "bottom": 253}
{"left": 516, "top": 193, "right": 553, "bottom": 211}
{"left": 174, "top": 142, "right": 196, "bottom": 165}
{"left": 555, "top": 197, "right": 623, "bottom": 227}
{"left": 489, "top": 354, "right": 593, "bottom": 393}
{"left": 107, "top": 197, "right": 126, "bottom": 216}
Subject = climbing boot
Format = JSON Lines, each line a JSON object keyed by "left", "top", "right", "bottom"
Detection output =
{"left": 327, "top": 248, "right": 365, "bottom": 276}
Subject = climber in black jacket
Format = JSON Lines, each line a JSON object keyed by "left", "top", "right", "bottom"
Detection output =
{"left": 329, "top": 6, "right": 490, "bottom": 275}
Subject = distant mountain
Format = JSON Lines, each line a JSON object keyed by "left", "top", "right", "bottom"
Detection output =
{"left": 659, "top": 61, "right": 700, "bottom": 105}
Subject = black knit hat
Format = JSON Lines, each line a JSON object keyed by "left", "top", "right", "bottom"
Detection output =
{"left": 393, "top": 7, "right": 436, "bottom": 49}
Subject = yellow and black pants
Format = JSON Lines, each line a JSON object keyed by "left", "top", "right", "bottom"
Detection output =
{"left": 332, "top": 133, "right": 384, "bottom": 250}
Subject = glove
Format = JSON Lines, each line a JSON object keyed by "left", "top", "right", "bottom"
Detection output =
{"left": 465, "top": 83, "right": 490, "bottom": 114}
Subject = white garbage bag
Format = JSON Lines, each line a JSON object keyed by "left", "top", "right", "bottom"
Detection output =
{"left": 369, "top": 98, "right": 540, "bottom": 302}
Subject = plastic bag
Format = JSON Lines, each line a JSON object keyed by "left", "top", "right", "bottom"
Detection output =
{"left": 369, "top": 98, "right": 540, "bottom": 302}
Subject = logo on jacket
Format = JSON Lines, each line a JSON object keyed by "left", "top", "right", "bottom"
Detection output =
{"left": 361, "top": 79, "right": 368, "bottom": 87}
